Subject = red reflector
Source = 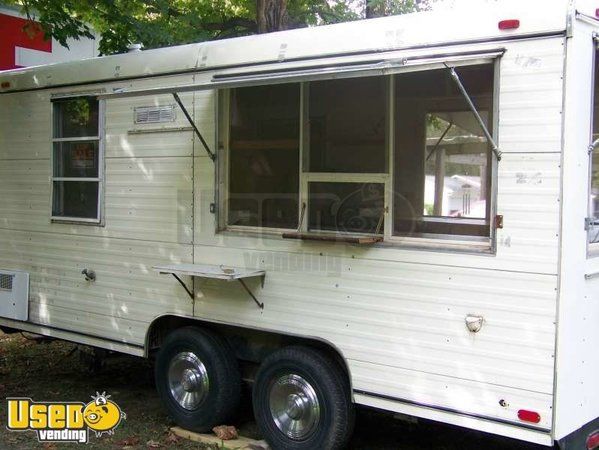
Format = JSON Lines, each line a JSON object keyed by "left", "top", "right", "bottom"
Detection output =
{"left": 596, "top": 9, "right": 599, "bottom": 18}
{"left": 0, "top": 82, "right": 10, "bottom": 89}
{"left": 498, "top": 19, "right": 520, "bottom": 30}
{"left": 587, "top": 430, "right": 599, "bottom": 450}
{"left": 517, "top": 409, "right": 541, "bottom": 423}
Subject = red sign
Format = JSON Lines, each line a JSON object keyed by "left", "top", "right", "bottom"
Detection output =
{"left": 0, "top": 12, "right": 52, "bottom": 70}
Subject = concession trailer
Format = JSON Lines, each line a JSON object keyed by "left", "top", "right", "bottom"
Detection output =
{"left": 0, "top": 0, "right": 598, "bottom": 448}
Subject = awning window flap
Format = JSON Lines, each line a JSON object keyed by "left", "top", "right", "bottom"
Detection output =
{"left": 97, "top": 47, "right": 505, "bottom": 100}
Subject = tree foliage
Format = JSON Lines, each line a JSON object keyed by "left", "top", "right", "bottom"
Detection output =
{"left": 4, "top": 0, "right": 431, "bottom": 55}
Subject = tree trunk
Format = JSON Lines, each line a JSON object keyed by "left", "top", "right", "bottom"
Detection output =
{"left": 256, "top": 0, "right": 288, "bottom": 33}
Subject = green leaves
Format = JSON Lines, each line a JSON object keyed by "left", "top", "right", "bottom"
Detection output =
{"left": 7, "top": 0, "right": 423, "bottom": 55}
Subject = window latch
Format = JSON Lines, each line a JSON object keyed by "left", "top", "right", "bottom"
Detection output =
{"left": 585, "top": 217, "right": 596, "bottom": 231}
{"left": 589, "top": 138, "right": 599, "bottom": 155}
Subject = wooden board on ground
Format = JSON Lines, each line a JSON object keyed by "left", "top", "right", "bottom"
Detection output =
{"left": 170, "top": 426, "right": 270, "bottom": 449}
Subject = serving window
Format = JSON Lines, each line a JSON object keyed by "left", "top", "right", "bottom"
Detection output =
{"left": 219, "top": 61, "right": 496, "bottom": 247}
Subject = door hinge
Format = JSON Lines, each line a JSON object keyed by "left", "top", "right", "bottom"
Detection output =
{"left": 495, "top": 215, "right": 504, "bottom": 229}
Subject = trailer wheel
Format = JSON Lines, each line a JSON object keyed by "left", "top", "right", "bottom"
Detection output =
{"left": 252, "top": 346, "right": 354, "bottom": 450}
{"left": 155, "top": 326, "right": 240, "bottom": 432}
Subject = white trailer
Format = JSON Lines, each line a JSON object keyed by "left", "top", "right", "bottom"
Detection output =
{"left": 0, "top": 0, "right": 598, "bottom": 448}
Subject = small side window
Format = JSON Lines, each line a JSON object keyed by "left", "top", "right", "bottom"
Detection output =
{"left": 51, "top": 97, "right": 102, "bottom": 223}
{"left": 589, "top": 48, "right": 599, "bottom": 244}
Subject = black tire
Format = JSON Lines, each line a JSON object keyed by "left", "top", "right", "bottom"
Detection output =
{"left": 253, "top": 346, "right": 354, "bottom": 450}
{"left": 155, "top": 326, "right": 240, "bottom": 432}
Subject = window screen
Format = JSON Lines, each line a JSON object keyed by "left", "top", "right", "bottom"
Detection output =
{"left": 394, "top": 65, "right": 494, "bottom": 238}
{"left": 227, "top": 84, "right": 300, "bottom": 229}
{"left": 308, "top": 182, "right": 385, "bottom": 234}
{"left": 308, "top": 77, "right": 387, "bottom": 173}
{"left": 52, "top": 97, "right": 101, "bottom": 221}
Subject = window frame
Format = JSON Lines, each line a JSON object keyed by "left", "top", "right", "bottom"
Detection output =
{"left": 299, "top": 79, "right": 391, "bottom": 237}
{"left": 217, "top": 58, "right": 500, "bottom": 251}
{"left": 587, "top": 43, "right": 599, "bottom": 255}
{"left": 390, "top": 104, "right": 495, "bottom": 243}
{"left": 50, "top": 94, "right": 105, "bottom": 225}
{"left": 387, "top": 59, "right": 499, "bottom": 249}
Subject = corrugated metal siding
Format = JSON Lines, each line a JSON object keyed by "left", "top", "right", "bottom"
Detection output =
{"left": 0, "top": 228, "right": 193, "bottom": 344}
{"left": 0, "top": 91, "right": 50, "bottom": 160}
{"left": 499, "top": 41, "right": 564, "bottom": 153}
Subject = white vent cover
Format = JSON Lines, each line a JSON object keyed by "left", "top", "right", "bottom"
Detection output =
{"left": 0, "top": 270, "right": 29, "bottom": 321}
{"left": 134, "top": 105, "right": 176, "bottom": 124}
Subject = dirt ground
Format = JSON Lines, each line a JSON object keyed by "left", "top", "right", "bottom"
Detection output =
{"left": 0, "top": 333, "right": 545, "bottom": 450}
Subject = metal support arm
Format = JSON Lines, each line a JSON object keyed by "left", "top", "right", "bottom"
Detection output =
{"left": 169, "top": 273, "right": 264, "bottom": 309}
{"left": 238, "top": 278, "right": 264, "bottom": 309}
{"left": 171, "top": 273, "right": 194, "bottom": 300}
{"left": 172, "top": 92, "right": 216, "bottom": 161}
{"left": 445, "top": 65, "right": 502, "bottom": 161}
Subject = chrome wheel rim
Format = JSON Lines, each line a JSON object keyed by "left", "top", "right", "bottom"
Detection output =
{"left": 168, "top": 351, "right": 209, "bottom": 410}
{"left": 269, "top": 374, "right": 320, "bottom": 440}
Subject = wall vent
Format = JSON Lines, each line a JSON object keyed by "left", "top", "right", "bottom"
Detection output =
{"left": 0, "top": 273, "right": 13, "bottom": 291}
{"left": 134, "top": 105, "right": 176, "bottom": 124}
{"left": 0, "top": 270, "right": 29, "bottom": 321}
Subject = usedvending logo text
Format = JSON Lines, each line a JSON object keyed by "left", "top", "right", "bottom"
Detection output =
{"left": 6, "top": 392, "right": 125, "bottom": 444}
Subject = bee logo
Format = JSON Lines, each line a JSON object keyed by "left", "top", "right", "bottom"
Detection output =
{"left": 82, "top": 392, "right": 126, "bottom": 437}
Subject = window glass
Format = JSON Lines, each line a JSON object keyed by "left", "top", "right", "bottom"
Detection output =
{"left": 394, "top": 65, "right": 493, "bottom": 238}
{"left": 228, "top": 84, "right": 300, "bottom": 229}
{"left": 53, "top": 97, "right": 99, "bottom": 138}
{"left": 308, "top": 182, "right": 385, "bottom": 234}
{"left": 308, "top": 77, "right": 386, "bottom": 173}
{"left": 52, "top": 97, "right": 101, "bottom": 221}
{"left": 589, "top": 49, "right": 599, "bottom": 243}
{"left": 53, "top": 141, "right": 99, "bottom": 178}
{"left": 52, "top": 181, "right": 99, "bottom": 219}
{"left": 424, "top": 112, "right": 488, "bottom": 219}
